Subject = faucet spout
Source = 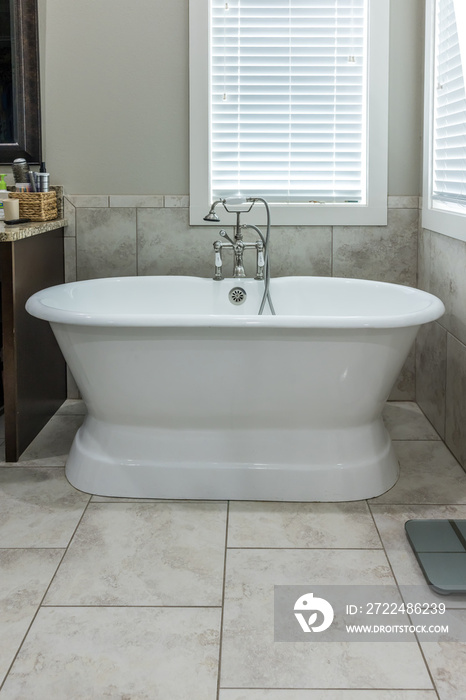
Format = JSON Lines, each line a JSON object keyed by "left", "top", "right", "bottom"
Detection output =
{"left": 233, "top": 240, "right": 246, "bottom": 278}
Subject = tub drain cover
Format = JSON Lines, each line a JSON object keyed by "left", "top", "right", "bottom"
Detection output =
{"left": 229, "top": 287, "right": 247, "bottom": 305}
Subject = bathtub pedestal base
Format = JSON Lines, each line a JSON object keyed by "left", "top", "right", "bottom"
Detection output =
{"left": 66, "top": 416, "right": 399, "bottom": 501}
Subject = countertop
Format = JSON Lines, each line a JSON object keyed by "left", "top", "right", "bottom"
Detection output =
{"left": 0, "top": 218, "right": 67, "bottom": 242}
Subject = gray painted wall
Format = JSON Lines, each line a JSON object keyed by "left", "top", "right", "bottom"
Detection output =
{"left": 35, "top": 0, "right": 424, "bottom": 196}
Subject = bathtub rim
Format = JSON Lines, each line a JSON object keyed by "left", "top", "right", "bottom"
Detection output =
{"left": 26, "top": 275, "right": 445, "bottom": 330}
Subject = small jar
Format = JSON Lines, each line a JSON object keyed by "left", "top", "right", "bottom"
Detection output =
{"left": 36, "top": 173, "right": 50, "bottom": 192}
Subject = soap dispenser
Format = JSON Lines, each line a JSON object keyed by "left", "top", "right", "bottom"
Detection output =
{"left": 0, "top": 174, "right": 9, "bottom": 219}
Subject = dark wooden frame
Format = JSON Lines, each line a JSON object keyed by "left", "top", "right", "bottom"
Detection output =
{"left": 0, "top": 0, "right": 41, "bottom": 164}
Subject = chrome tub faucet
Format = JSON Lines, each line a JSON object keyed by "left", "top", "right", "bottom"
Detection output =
{"left": 203, "top": 198, "right": 266, "bottom": 281}
{"left": 203, "top": 195, "right": 275, "bottom": 315}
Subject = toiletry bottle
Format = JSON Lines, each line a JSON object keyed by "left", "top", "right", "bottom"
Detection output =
{"left": 12, "top": 158, "right": 29, "bottom": 184}
{"left": 0, "top": 174, "right": 9, "bottom": 219}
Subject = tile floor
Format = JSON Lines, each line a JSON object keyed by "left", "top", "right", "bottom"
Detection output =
{"left": 0, "top": 401, "right": 465, "bottom": 699}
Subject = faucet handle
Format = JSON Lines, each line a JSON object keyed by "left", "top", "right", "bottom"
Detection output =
{"left": 219, "top": 228, "right": 236, "bottom": 245}
{"left": 213, "top": 241, "right": 224, "bottom": 280}
{"left": 255, "top": 241, "right": 265, "bottom": 280}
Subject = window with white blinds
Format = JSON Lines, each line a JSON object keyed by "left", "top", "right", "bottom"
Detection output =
{"left": 211, "top": 0, "right": 367, "bottom": 203}
{"left": 189, "top": 0, "right": 389, "bottom": 225}
{"left": 432, "top": 0, "right": 466, "bottom": 207}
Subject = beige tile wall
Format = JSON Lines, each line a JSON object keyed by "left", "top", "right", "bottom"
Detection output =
{"left": 417, "top": 227, "right": 466, "bottom": 469}
{"left": 63, "top": 194, "right": 420, "bottom": 400}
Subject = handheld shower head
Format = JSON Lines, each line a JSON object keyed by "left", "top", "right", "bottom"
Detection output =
{"left": 223, "top": 197, "right": 254, "bottom": 214}
{"left": 203, "top": 196, "right": 255, "bottom": 221}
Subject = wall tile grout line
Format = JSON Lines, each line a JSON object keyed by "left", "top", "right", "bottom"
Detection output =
{"left": 135, "top": 206, "right": 139, "bottom": 274}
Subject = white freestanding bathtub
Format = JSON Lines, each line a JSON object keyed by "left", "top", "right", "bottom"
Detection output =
{"left": 26, "top": 276, "right": 444, "bottom": 501}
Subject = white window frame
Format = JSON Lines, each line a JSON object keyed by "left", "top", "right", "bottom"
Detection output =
{"left": 423, "top": 0, "right": 466, "bottom": 242}
{"left": 189, "top": 0, "right": 389, "bottom": 227}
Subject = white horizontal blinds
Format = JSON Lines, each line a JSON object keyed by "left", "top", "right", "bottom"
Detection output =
{"left": 433, "top": 0, "right": 466, "bottom": 205}
{"left": 210, "top": 0, "right": 368, "bottom": 203}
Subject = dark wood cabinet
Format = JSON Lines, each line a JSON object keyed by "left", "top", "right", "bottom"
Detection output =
{"left": 0, "top": 226, "right": 67, "bottom": 461}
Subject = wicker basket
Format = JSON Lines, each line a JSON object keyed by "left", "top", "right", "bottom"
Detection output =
{"left": 9, "top": 191, "right": 57, "bottom": 221}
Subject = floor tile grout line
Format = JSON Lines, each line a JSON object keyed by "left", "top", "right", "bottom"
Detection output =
{"left": 0, "top": 464, "right": 68, "bottom": 469}
{"left": 226, "top": 546, "right": 384, "bottom": 550}
{"left": 369, "top": 502, "right": 466, "bottom": 507}
{"left": 0, "top": 495, "right": 92, "bottom": 693}
{"left": 408, "top": 630, "right": 442, "bottom": 700}
{"left": 90, "top": 499, "right": 463, "bottom": 506}
{"left": 39, "top": 604, "right": 225, "bottom": 609}
{"left": 389, "top": 437, "right": 442, "bottom": 441}
{"left": 367, "top": 501, "right": 441, "bottom": 699}
{"left": 216, "top": 501, "right": 230, "bottom": 700}
{"left": 87, "top": 499, "right": 228, "bottom": 505}
{"left": 219, "top": 686, "right": 439, "bottom": 692}
{"left": 89, "top": 501, "right": 466, "bottom": 506}
{"left": 0, "top": 547, "right": 69, "bottom": 551}
{"left": 391, "top": 438, "right": 460, "bottom": 445}
{"left": 219, "top": 686, "right": 439, "bottom": 691}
